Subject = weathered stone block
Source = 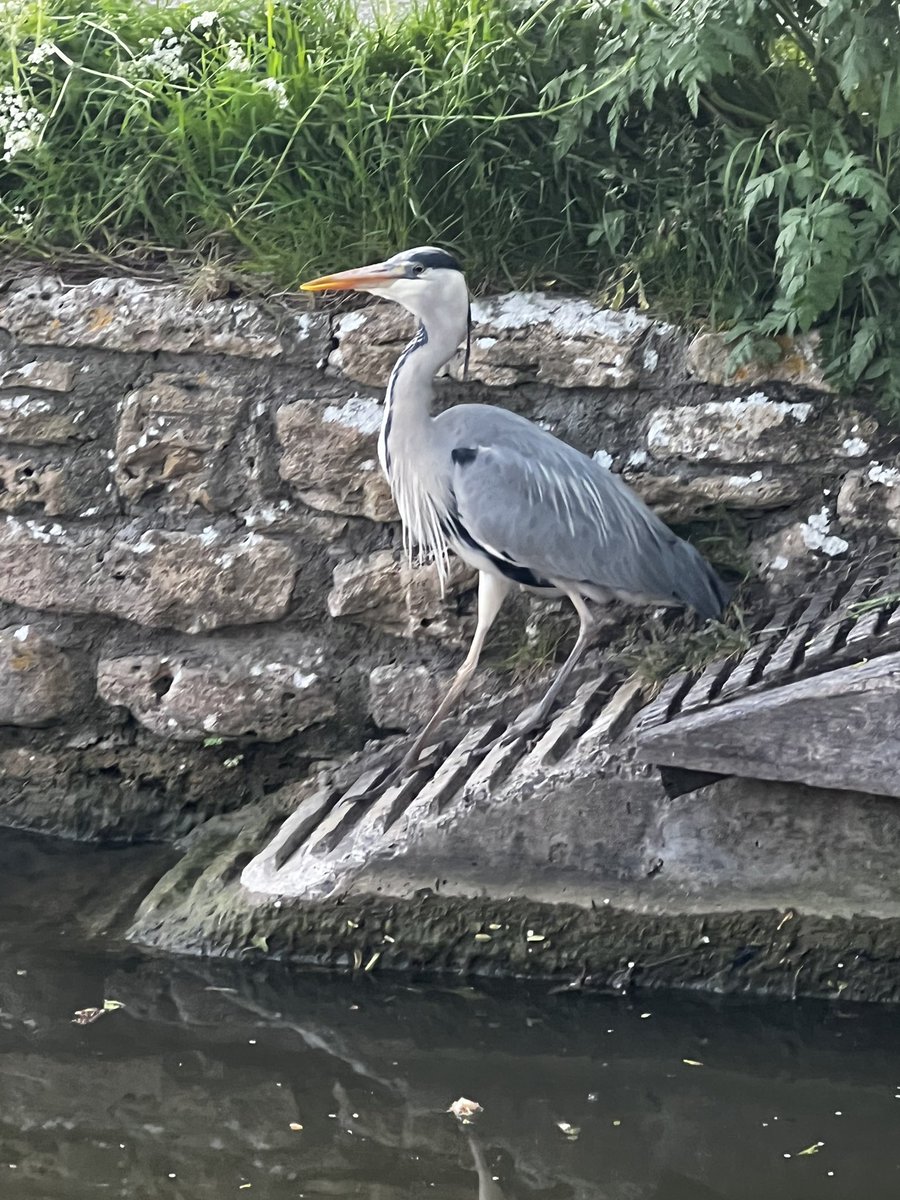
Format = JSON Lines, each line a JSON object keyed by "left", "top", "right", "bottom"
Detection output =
{"left": 686, "top": 331, "right": 833, "bottom": 391}
{"left": 328, "top": 308, "right": 407, "bottom": 385}
{"left": 0, "top": 451, "right": 114, "bottom": 517}
{"left": 368, "top": 662, "right": 449, "bottom": 730}
{"left": 0, "top": 519, "right": 102, "bottom": 612}
{"left": 0, "top": 519, "right": 297, "bottom": 631}
{"left": 0, "top": 393, "right": 86, "bottom": 443}
{"left": 646, "top": 394, "right": 816, "bottom": 463}
{"left": 243, "top": 501, "right": 348, "bottom": 540}
{"left": 632, "top": 469, "right": 804, "bottom": 521}
{"left": 0, "top": 275, "right": 328, "bottom": 359}
{"left": 333, "top": 295, "right": 661, "bottom": 389}
{"left": 328, "top": 550, "right": 472, "bottom": 640}
{"left": 96, "top": 531, "right": 299, "bottom": 632}
{"left": 468, "top": 294, "right": 659, "bottom": 388}
{"left": 115, "top": 373, "right": 246, "bottom": 510}
{"left": 0, "top": 624, "right": 81, "bottom": 725}
{"left": 0, "top": 455, "right": 65, "bottom": 514}
{"left": 751, "top": 508, "right": 850, "bottom": 580}
{"left": 276, "top": 396, "right": 394, "bottom": 521}
{"left": 98, "top": 645, "right": 335, "bottom": 741}
{"left": 0, "top": 743, "right": 254, "bottom": 841}
{"left": 0, "top": 358, "right": 77, "bottom": 392}
{"left": 837, "top": 460, "right": 900, "bottom": 537}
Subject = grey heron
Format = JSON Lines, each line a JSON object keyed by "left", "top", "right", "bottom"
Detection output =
{"left": 301, "top": 247, "right": 729, "bottom": 771}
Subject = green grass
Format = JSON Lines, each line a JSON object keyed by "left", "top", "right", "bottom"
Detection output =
{"left": 620, "top": 607, "right": 751, "bottom": 685}
{"left": 847, "top": 591, "right": 900, "bottom": 619}
{"left": 495, "top": 614, "right": 568, "bottom": 685}
{"left": 3, "top": 0, "right": 900, "bottom": 415}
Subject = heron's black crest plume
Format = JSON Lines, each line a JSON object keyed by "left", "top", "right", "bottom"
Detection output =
{"left": 408, "top": 248, "right": 462, "bottom": 272}
{"left": 405, "top": 246, "right": 469, "bottom": 374}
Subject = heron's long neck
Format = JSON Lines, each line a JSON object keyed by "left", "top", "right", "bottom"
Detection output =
{"left": 379, "top": 315, "right": 462, "bottom": 580}
{"left": 378, "top": 318, "right": 459, "bottom": 478}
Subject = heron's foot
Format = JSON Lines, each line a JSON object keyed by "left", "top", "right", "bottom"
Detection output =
{"left": 396, "top": 748, "right": 422, "bottom": 777}
{"left": 346, "top": 759, "right": 417, "bottom": 804}
{"left": 376, "top": 762, "right": 405, "bottom": 793}
{"left": 353, "top": 739, "right": 445, "bottom": 800}
{"left": 483, "top": 703, "right": 548, "bottom": 755}
{"left": 395, "top": 722, "right": 456, "bottom": 775}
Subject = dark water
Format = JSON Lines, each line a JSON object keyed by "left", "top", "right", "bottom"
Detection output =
{"left": 2, "top": 832, "right": 900, "bottom": 1199}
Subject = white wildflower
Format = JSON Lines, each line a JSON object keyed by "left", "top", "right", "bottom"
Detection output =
{"left": 0, "top": 84, "right": 46, "bottom": 162}
{"left": 260, "top": 76, "right": 289, "bottom": 109}
{"left": 131, "top": 28, "right": 188, "bottom": 81}
{"left": 27, "top": 40, "right": 55, "bottom": 65}
{"left": 223, "top": 39, "right": 250, "bottom": 71}
{"left": 10, "top": 203, "right": 33, "bottom": 229}
{"left": 189, "top": 9, "right": 218, "bottom": 31}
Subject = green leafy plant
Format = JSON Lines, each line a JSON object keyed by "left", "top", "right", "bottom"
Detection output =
{"left": 3, "top": 0, "right": 900, "bottom": 417}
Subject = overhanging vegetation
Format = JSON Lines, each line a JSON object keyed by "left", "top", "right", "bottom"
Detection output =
{"left": 2, "top": 0, "right": 900, "bottom": 410}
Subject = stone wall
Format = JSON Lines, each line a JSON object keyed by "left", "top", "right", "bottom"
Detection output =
{"left": 0, "top": 269, "right": 896, "bottom": 840}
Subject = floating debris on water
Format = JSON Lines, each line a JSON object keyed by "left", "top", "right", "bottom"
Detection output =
{"left": 71, "top": 1008, "right": 103, "bottom": 1027}
{"left": 448, "top": 1097, "right": 483, "bottom": 1123}
{"left": 72, "top": 998, "right": 125, "bottom": 1025}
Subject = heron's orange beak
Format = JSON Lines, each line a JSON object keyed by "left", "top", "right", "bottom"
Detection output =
{"left": 299, "top": 261, "right": 406, "bottom": 292}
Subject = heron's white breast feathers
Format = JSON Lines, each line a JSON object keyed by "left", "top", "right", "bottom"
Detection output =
{"left": 390, "top": 464, "right": 452, "bottom": 591}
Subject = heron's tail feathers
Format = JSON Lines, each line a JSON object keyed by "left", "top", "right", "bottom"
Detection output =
{"left": 671, "top": 538, "right": 732, "bottom": 621}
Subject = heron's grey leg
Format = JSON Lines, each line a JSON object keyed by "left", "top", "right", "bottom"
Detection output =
{"left": 499, "top": 585, "right": 593, "bottom": 745}
{"left": 399, "top": 571, "right": 511, "bottom": 773}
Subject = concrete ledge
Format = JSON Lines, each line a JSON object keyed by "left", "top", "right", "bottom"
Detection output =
{"left": 128, "top": 798, "right": 900, "bottom": 1003}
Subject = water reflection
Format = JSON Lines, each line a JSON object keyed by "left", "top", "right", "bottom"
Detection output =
{"left": 469, "top": 1132, "right": 523, "bottom": 1200}
{"left": 2, "top": 830, "right": 900, "bottom": 1199}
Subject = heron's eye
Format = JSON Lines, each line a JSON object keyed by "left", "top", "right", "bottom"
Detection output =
{"left": 410, "top": 263, "right": 425, "bottom": 277}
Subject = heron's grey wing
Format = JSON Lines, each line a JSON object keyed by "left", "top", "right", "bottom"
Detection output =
{"left": 439, "top": 406, "right": 727, "bottom": 619}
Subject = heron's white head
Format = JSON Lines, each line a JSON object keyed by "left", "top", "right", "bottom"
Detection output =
{"left": 300, "top": 246, "right": 469, "bottom": 347}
